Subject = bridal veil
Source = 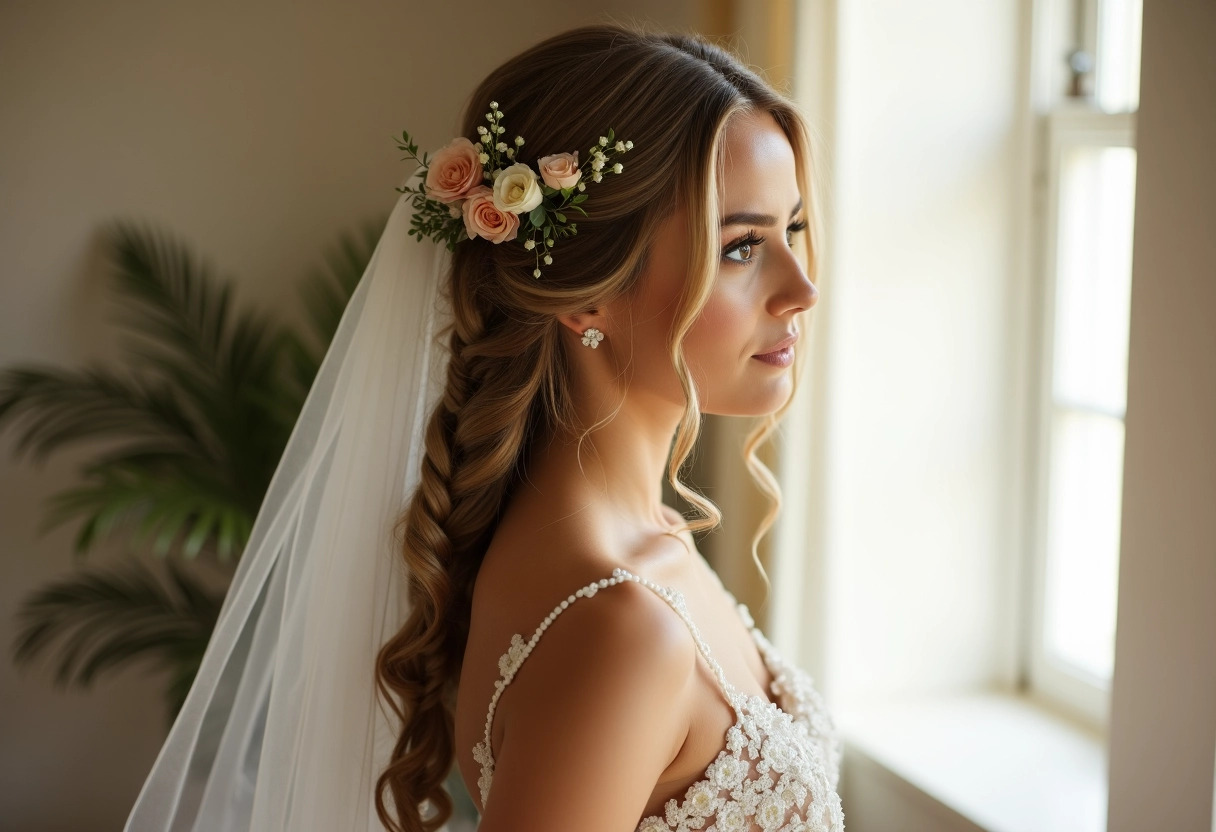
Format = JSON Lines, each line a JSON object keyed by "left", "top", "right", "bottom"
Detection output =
{"left": 125, "top": 170, "right": 450, "bottom": 830}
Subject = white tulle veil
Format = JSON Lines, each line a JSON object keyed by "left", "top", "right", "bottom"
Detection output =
{"left": 124, "top": 169, "right": 451, "bottom": 831}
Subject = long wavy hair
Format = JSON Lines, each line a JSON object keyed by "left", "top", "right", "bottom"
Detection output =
{"left": 374, "top": 22, "right": 821, "bottom": 831}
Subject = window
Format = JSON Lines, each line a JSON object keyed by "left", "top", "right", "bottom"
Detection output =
{"left": 1027, "top": 0, "right": 1142, "bottom": 727}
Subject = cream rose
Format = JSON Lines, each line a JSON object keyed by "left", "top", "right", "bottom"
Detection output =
{"left": 492, "top": 163, "right": 544, "bottom": 214}
{"left": 462, "top": 185, "right": 519, "bottom": 243}
{"left": 424, "top": 137, "right": 482, "bottom": 203}
{"left": 537, "top": 151, "right": 582, "bottom": 190}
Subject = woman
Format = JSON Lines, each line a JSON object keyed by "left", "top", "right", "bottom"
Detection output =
{"left": 125, "top": 22, "right": 842, "bottom": 832}
{"left": 376, "top": 25, "right": 841, "bottom": 832}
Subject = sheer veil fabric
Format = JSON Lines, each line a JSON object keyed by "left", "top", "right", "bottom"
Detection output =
{"left": 125, "top": 171, "right": 451, "bottom": 830}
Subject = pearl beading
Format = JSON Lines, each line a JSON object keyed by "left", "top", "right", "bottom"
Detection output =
{"left": 472, "top": 567, "right": 746, "bottom": 809}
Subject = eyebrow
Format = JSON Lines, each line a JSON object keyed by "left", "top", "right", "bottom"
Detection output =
{"left": 721, "top": 197, "right": 804, "bottom": 228}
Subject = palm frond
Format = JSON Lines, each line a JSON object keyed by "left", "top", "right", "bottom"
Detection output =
{"left": 11, "top": 558, "right": 223, "bottom": 708}
{"left": 103, "top": 220, "right": 237, "bottom": 382}
{"left": 103, "top": 221, "right": 299, "bottom": 469}
{"left": 42, "top": 460, "right": 253, "bottom": 560}
{"left": 0, "top": 365, "right": 215, "bottom": 465}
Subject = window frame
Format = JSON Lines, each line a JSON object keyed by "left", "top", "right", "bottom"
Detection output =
{"left": 1025, "top": 103, "right": 1136, "bottom": 730}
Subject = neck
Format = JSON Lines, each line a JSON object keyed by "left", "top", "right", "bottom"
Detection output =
{"left": 515, "top": 388, "right": 686, "bottom": 543}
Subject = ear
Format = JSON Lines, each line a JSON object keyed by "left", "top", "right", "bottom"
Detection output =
{"left": 556, "top": 308, "right": 606, "bottom": 339}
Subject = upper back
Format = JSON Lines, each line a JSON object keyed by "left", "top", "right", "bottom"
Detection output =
{"left": 452, "top": 503, "right": 847, "bottom": 832}
{"left": 454, "top": 523, "right": 698, "bottom": 828}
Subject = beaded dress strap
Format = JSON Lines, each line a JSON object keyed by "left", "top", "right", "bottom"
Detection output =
{"left": 471, "top": 566, "right": 740, "bottom": 809}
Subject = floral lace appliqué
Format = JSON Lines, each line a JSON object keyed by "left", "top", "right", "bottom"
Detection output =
{"left": 473, "top": 571, "right": 846, "bottom": 832}
{"left": 634, "top": 688, "right": 843, "bottom": 832}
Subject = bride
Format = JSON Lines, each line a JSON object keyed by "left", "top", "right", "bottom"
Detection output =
{"left": 125, "top": 22, "right": 843, "bottom": 832}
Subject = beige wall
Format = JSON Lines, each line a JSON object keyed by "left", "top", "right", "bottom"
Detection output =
{"left": 0, "top": 2, "right": 696, "bottom": 828}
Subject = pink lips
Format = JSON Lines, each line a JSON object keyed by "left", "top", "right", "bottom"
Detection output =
{"left": 752, "top": 332, "right": 798, "bottom": 368}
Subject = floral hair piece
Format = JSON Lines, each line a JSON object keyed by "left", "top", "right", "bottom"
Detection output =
{"left": 394, "top": 101, "right": 632, "bottom": 278}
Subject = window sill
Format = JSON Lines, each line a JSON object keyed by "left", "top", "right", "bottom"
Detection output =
{"left": 834, "top": 690, "right": 1107, "bottom": 832}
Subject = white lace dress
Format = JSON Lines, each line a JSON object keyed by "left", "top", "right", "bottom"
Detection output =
{"left": 472, "top": 567, "right": 846, "bottom": 831}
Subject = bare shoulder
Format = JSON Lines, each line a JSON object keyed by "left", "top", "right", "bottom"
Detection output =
{"left": 475, "top": 573, "right": 696, "bottom": 830}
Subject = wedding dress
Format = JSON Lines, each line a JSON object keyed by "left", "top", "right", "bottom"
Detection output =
{"left": 472, "top": 567, "right": 846, "bottom": 832}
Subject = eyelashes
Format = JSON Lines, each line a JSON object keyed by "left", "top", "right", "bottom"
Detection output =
{"left": 722, "top": 219, "right": 808, "bottom": 264}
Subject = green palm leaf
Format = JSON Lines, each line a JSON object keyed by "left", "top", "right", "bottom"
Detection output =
{"left": 103, "top": 221, "right": 301, "bottom": 494}
{"left": 104, "top": 219, "right": 240, "bottom": 384}
{"left": 11, "top": 558, "right": 223, "bottom": 720}
{"left": 43, "top": 460, "right": 252, "bottom": 559}
{"left": 0, "top": 365, "right": 214, "bottom": 464}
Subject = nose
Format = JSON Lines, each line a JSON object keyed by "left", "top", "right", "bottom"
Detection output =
{"left": 770, "top": 239, "right": 818, "bottom": 316}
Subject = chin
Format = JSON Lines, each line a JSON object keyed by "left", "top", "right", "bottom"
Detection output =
{"left": 703, "top": 385, "right": 794, "bottom": 418}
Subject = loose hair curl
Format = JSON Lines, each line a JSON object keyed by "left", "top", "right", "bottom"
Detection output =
{"left": 374, "top": 22, "right": 820, "bottom": 831}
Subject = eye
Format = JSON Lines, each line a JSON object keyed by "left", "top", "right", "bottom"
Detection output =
{"left": 723, "top": 219, "right": 809, "bottom": 265}
{"left": 723, "top": 232, "right": 765, "bottom": 264}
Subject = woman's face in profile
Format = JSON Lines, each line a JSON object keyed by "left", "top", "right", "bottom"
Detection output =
{"left": 623, "top": 108, "right": 818, "bottom": 416}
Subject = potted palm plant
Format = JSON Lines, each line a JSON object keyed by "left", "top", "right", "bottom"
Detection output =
{"left": 1, "top": 217, "right": 379, "bottom": 717}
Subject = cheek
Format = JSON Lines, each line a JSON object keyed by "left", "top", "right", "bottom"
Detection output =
{"left": 688, "top": 286, "right": 750, "bottom": 362}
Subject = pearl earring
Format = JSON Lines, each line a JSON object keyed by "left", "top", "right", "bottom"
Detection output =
{"left": 581, "top": 327, "right": 605, "bottom": 349}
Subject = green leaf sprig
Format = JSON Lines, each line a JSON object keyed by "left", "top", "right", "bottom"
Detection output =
{"left": 393, "top": 132, "right": 467, "bottom": 251}
{"left": 393, "top": 101, "right": 633, "bottom": 278}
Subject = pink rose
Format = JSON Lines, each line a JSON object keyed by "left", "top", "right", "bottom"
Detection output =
{"left": 462, "top": 186, "right": 519, "bottom": 243}
{"left": 425, "top": 137, "right": 482, "bottom": 203}
{"left": 537, "top": 151, "right": 581, "bottom": 190}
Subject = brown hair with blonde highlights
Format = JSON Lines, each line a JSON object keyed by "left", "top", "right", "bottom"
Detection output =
{"left": 373, "top": 22, "right": 821, "bottom": 831}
